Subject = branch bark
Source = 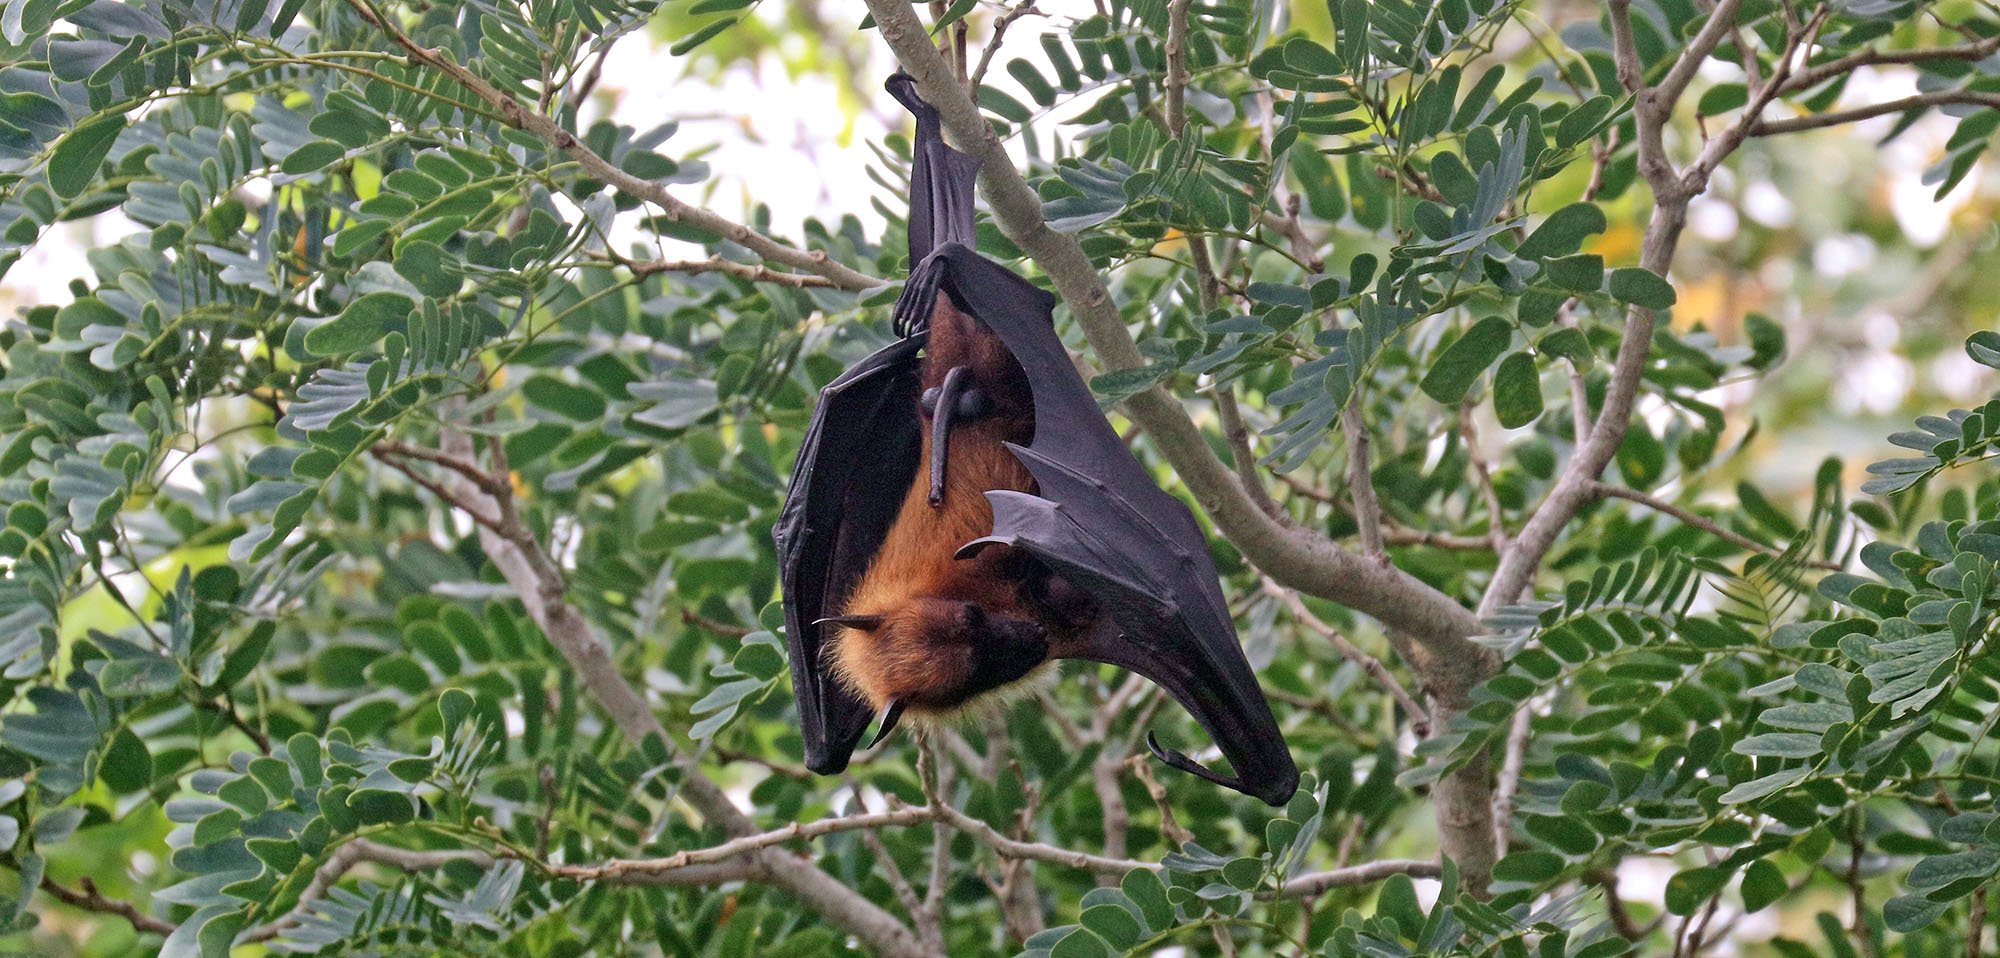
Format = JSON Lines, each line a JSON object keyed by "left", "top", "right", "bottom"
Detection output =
{"left": 1272, "top": 859, "right": 1443, "bottom": 898}
{"left": 41, "top": 876, "right": 175, "bottom": 937}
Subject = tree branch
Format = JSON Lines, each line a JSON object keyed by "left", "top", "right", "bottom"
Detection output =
{"left": 593, "top": 250, "right": 837, "bottom": 288}
{"left": 547, "top": 807, "right": 934, "bottom": 882}
{"left": 1272, "top": 859, "right": 1443, "bottom": 898}
{"left": 40, "top": 876, "right": 175, "bottom": 937}
{"left": 1344, "top": 403, "right": 1385, "bottom": 563}
{"left": 1261, "top": 578, "right": 1429, "bottom": 737}
{"left": 1484, "top": 0, "right": 1712, "bottom": 616}
{"left": 1588, "top": 482, "right": 1841, "bottom": 568}
{"left": 1652, "top": 0, "right": 1749, "bottom": 111}
{"left": 968, "top": 0, "right": 1039, "bottom": 95}
{"left": 249, "top": 838, "right": 492, "bottom": 941}
{"left": 1216, "top": 385, "right": 1285, "bottom": 521}
{"left": 1750, "top": 89, "right": 2000, "bottom": 136}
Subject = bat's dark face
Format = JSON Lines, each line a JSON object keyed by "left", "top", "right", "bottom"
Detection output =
{"left": 829, "top": 599, "right": 1052, "bottom": 716}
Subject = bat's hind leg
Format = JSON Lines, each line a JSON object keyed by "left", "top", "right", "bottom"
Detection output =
{"left": 921, "top": 365, "right": 994, "bottom": 506}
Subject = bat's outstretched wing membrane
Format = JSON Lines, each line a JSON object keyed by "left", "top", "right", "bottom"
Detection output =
{"left": 773, "top": 335, "right": 923, "bottom": 774}
{"left": 930, "top": 247, "right": 1301, "bottom": 807}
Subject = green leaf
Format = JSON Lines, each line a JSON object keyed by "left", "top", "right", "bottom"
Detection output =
{"left": 1517, "top": 203, "right": 1607, "bottom": 260}
{"left": 1421, "top": 316, "right": 1512, "bottom": 404}
{"left": 1049, "top": 929, "right": 1114, "bottom": 958}
{"left": 1608, "top": 267, "right": 1676, "bottom": 309}
{"left": 523, "top": 376, "right": 608, "bottom": 421}
{"left": 1121, "top": 868, "right": 1173, "bottom": 931}
{"left": 99, "top": 727, "right": 152, "bottom": 793}
{"left": 393, "top": 239, "right": 462, "bottom": 298}
{"left": 1492, "top": 351, "right": 1544, "bottom": 428}
{"left": 1665, "top": 864, "right": 1732, "bottom": 915}
{"left": 1491, "top": 850, "right": 1564, "bottom": 884}
{"left": 1544, "top": 254, "right": 1603, "bottom": 291}
{"left": 280, "top": 140, "right": 346, "bottom": 175}
{"left": 1536, "top": 327, "right": 1593, "bottom": 370}
{"left": 1221, "top": 856, "right": 1263, "bottom": 890}
{"left": 978, "top": 86, "right": 1032, "bottom": 123}
{"left": 304, "top": 292, "right": 412, "bottom": 357}
{"left": 49, "top": 114, "right": 125, "bottom": 198}
{"left": 1697, "top": 83, "right": 1749, "bottom": 116}
{"left": 1741, "top": 859, "right": 1786, "bottom": 912}
{"left": 1078, "top": 903, "right": 1141, "bottom": 949}
{"left": 671, "top": 16, "right": 739, "bottom": 55}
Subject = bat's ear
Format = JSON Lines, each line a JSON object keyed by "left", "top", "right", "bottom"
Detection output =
{"left": 866, "top": 698, "right": 906, "bottom": 748}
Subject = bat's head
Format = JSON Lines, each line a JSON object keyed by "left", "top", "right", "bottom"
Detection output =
{"left": 819, "top": 599, "right": 1054, "bottom": 735}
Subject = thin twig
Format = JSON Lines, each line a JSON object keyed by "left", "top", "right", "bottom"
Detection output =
{"left": 1971, "top": 884, "right": 1990, "bottom": 958}
{"left": 1589, "top": 482, "right": 1841, "bottom": 569}
{"left": 249, "top": 839, "right": 491, "bottom": 940}
{"left": 1217, "top": 385, "right": 1285, "bottom": 521}
{"left": 681, "top": 607, "right": 753, "bottom": 639}
{"left": 1128, "top": 753, "right": 1194, "bottom": 846}
{"left": 1460, "top": 403, "right": 1506, "bottom": 552}
{"left": 851, "top": 784, "right": 933, "bottom": 951}
{"left": 1491, "top": 707, "right": 1532, "bottom": 856}
{"left": 1343, "top": 403, "right": 1386, "bottom": 564}
{"left": 1751, "top": 89, "right": 2000, "bottom": 135}
{"left": 343, "top": 0, "right": 880, "bottom": 291}
{"left": 1262, "top": 578, "right": 1430, "bottom": 736}
{"left": 593, "top": 249, "right": 836, "bottom": 288}
{"left": 549, "top": 807, "right": 935, "bottom": 881}
{"left": 922, "top": 736, "right": 953, "bottom": 934}
{"left": 41, "top": 876, "right": 176, "bottom": 937}
{"left": 1271, "top": 859, "right": 1443, "bottom": 898}
{"left": 968, "top": 1, "right": 1038, "bottom": 95}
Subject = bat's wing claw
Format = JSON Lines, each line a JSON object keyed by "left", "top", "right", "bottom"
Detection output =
{"left": 1144, "top": 733, "right": 1295, "bottom": 806}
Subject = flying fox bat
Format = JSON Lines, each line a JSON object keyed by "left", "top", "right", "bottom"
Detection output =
{"left": 771, "top": 73, "right": 1299, "bottom": 806}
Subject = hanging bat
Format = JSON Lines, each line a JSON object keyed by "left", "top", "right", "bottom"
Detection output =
{"left": 772, "top": 74, "right": 1299, "bottom": 806}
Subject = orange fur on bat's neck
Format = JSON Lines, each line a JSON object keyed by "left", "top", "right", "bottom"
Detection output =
{"left": 827, "top": 294, "right": 1053, "bottom": 718}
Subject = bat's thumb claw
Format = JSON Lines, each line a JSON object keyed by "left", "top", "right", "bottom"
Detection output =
{"left": 867, "top": 699, "right": 906, "bottom": 749}
{"left": 1144, "top": 732, "right": 1295, "bottom": 807}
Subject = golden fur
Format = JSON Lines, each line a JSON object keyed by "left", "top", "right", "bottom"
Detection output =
{"left": 828, "top": 295, "right": 1043, "bottom": 717}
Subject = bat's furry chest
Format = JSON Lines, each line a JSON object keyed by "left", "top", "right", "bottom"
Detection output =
{"left": 829, "top": 411, "right": 1040, "bottom": 714}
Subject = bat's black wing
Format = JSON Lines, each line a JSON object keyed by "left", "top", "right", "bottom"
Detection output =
{"left": 930, "top": 246, "right": 1301, "bottom": 807}
{"left": 773, "top": 335, "right": 923, "bottom": 774}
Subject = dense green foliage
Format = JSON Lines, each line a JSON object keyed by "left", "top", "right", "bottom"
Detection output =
{"left": 4, "top": 0, "right": 2000, "bottom": 955}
